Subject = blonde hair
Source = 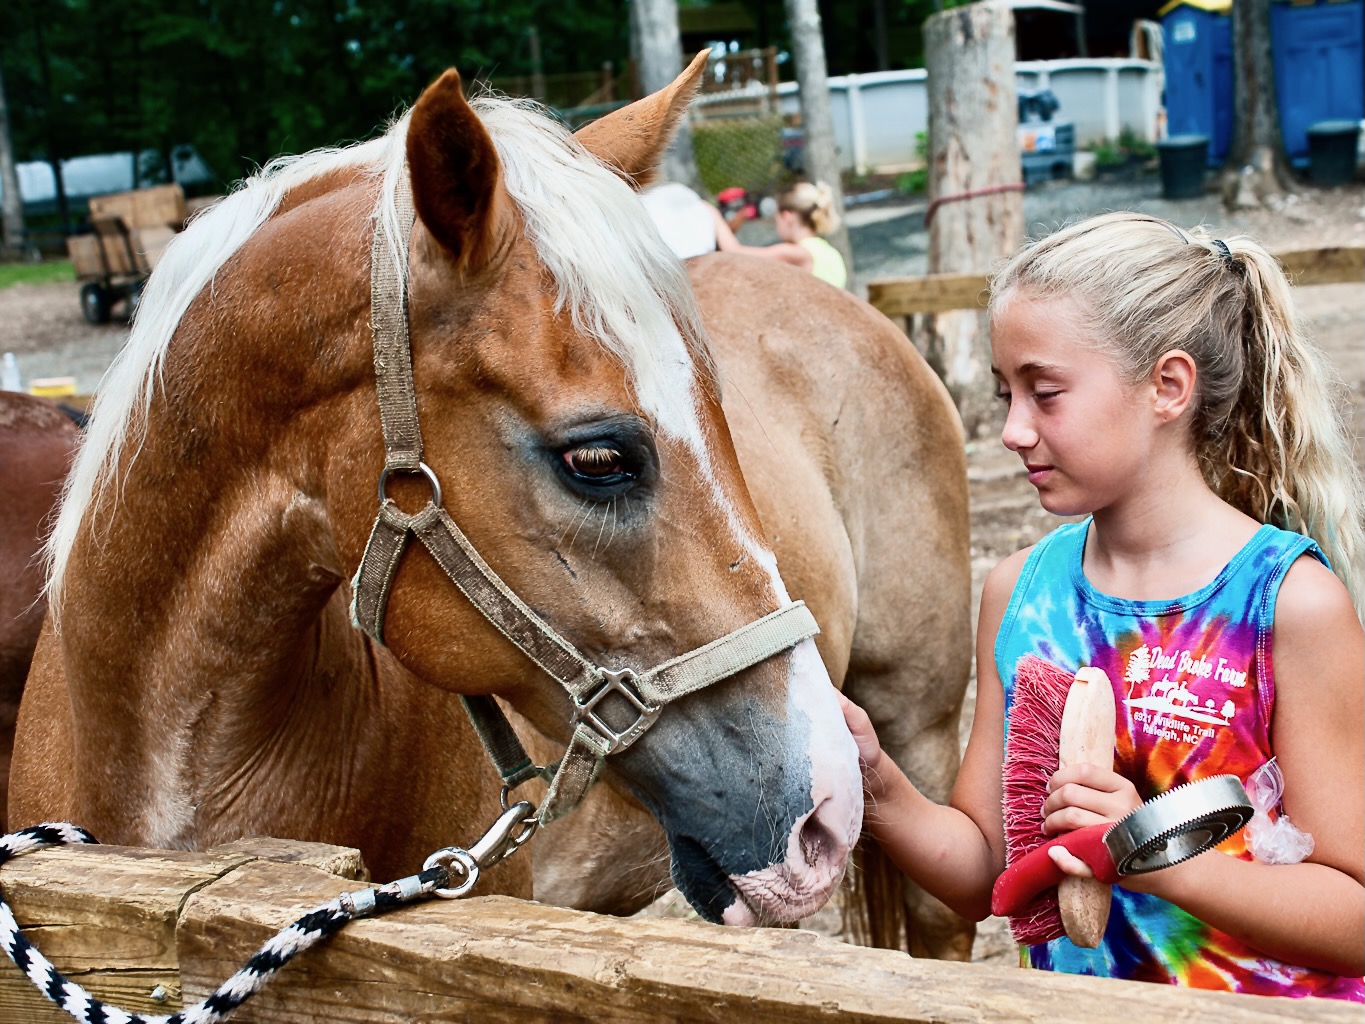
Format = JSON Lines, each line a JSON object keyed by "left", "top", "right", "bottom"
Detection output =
{"left": 989, "top": 212, "right": 1365, "bottom": 618}
{"left": 778, "top": 180, "right": 840, "bottom": 236}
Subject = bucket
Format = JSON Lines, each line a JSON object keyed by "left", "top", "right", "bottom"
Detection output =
{"left": 1156, "top": 134, "right": 1210, "bottom": 199}
{"left": 1306, "top": 120, "right": 1361, "bottom": 187}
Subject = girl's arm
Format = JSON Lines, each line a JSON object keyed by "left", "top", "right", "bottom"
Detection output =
{"left": 844, "top": 549, "right": 1026, "bottom": 920}
{"left": 1047, "top": 555, "right": 1365, "bottom": 976}
{"left": 707, "top": 204, "right": 813, "bottom": 272}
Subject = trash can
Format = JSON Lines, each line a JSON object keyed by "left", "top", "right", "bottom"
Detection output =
{"left": 1156, "top": 134, "right": 1210, "bottom": 199}
{"left": 1306, "top": 120, "right": 1362, "bottom": 187}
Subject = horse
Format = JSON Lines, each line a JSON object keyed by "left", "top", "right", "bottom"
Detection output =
{"left": 10, "top": 55, "right": 870, "bottom": 930}
{"left": 525, "top": 254, "right": 975, "bottom": 956}
{"left": 0, "top": 392, "right": 81, "bottom": 833}
{"left": 10, "top": 56, "right": 974, "bottom": 950}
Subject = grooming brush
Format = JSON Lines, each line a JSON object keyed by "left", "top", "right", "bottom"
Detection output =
{"left": 1001, "top": 658, "right": 1117, "bottom": 948}
{"left": 996, "top": 656, "right": 1255, "bottom": 940}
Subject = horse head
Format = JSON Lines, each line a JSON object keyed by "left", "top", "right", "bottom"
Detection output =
{"left": 340, "top": 58, "right": 863, "bottom": 924}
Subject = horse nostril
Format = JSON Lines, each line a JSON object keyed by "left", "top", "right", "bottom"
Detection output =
{"left": 799, "top": 810, "right": 833, "bottom": 867}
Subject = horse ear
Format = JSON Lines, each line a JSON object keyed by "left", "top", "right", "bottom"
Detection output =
{"left": 574, "top": 50, "right": 709, "bottom": 190}
{"left": 406, "top": 68, "right": 509, "bottom": 268}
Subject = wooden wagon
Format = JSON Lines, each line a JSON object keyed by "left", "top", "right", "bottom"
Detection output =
{"left": 63, "top": 184, "right": 187, "bottom": 324}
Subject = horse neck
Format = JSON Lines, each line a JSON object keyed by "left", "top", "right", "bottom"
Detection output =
{"left": 57, "top": 193, "right": 389, "bottom": 843}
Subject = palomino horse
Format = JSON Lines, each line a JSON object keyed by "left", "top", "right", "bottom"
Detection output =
{"left": 10, "top": 56, "right": 866, "bottom": 927}
{"left": 0, "top": 392, "right": 81, "bottom": 832}
{"left": 527, "top": 255, "right": 974, "bottom": 957}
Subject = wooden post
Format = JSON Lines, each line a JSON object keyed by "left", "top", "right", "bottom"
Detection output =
{"left": 1222, "top": 0, "right": 1294, "bottom": 206}
{"left": 784, "top": 0, "right": 853, "bottom": 277}
{"left": 629, "top": 0, "right": 702, "bottom": 190}
{"left": 917, "top": 2, "right": 1024, "bottom": 438}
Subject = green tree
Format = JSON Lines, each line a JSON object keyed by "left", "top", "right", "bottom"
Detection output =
{"left": 0, "top": 0, "right": 635, "bottom": 200}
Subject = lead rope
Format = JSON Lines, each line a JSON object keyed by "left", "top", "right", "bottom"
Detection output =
{"left": 0, "top": 803, "right": 536, "bottom": 1024}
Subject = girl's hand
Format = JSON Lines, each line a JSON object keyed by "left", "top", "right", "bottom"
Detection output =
{"left": 1041, "top": 763, "right": 1143, "bottom": 836}
{"left": 836, "top": 691, "right": 887, "bottom": 796}
{"left": 1040, "top": 764, "right": 1143, "bottom": 880}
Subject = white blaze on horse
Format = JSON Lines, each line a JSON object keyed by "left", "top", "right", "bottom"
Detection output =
{"left": 10, "top": 54, "right": 868, "bottom": 928}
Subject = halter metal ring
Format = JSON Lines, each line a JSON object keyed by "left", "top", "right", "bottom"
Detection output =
{"left": 423, "top": 846, "right": 481, "bottom": 899}
{"left": 378, "top": 461, "right": 442, "bottom": 508}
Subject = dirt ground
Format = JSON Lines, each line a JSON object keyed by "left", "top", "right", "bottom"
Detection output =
{"left": 1, "top": 176, "right": 1361, "bottom": 962}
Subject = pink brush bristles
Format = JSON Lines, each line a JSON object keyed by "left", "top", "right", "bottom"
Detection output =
{"left": 1002, "top": 654, "right": 1074, "bottom": 945}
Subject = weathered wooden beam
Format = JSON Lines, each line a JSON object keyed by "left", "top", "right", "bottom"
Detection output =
{"left": 1273, "top": 245, "right": 1365, "bottom": 287}
{"left": 866, "top": 272, "right": 991, "bottom": 317}
{"left": 1, "top": 842, "right": 1357, "bottom": 1023}
{"left": 176, "top": 860, "right": 1360, "bottom": 1023}
{"left": 865, "top": 245, "right": 1365, "bottom": 318}
{"left": 0, "top": 839, "right": 365, "bottom": 1023}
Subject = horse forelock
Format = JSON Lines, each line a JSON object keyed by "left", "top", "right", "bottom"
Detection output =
{"left": 468, "top": 96, "right": 716, "bottom": 450}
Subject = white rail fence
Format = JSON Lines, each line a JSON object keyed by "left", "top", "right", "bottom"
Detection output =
{"left": 693, "top": 58, "right": 1165, "bottom": 176}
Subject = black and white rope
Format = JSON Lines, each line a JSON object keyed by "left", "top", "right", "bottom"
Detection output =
{"left": 0, "top": 823, "right": 453, "bottom": 1024}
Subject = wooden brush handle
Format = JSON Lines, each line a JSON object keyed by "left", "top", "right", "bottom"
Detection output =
{"left": 1056, "top": 667, "right": 1117, "bottom": 948}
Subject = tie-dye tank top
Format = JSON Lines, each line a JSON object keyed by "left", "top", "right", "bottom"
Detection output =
{"left": 995, "top": 518, "right": 1364, "bottom": 1001}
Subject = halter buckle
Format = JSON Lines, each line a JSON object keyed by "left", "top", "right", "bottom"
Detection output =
{"left": 377, "top": 460, "right": 443, "bottom": 509}
{"left": 574, "top": 667, "right": 660, "bottom": 753}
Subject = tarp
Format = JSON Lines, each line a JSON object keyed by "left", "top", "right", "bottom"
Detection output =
{"left": 1157, "top": 0, "right": 1232, "bottom": 18}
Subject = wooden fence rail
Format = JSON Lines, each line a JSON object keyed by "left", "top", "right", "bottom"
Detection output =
{"left": 866, "top": 244, "right": 1365, "bottom": 318}
{"left": 0, "top": 839, "right": 1354, "bottom": 1023}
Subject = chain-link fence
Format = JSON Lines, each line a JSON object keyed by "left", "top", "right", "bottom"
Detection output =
{"left": 689, "top": 48, "right": 798, "bottom": 200}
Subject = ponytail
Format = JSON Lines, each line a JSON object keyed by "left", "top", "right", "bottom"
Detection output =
{"left": 1219, "top": 241, "right": 1365, "bottom": 616}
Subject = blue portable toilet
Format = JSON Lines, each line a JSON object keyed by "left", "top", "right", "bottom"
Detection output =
{"left": 1160, "top": 0, "right": 1234, "bottom": 165}
{"left": 1270, "top": 0, "right": 1365, "bottom": 163}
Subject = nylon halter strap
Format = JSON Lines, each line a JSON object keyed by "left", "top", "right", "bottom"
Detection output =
{"left": 349, "top": 171, "right": 819, "bottom": 823}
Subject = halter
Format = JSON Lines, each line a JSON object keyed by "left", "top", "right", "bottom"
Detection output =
{"left": 349, "top": 172, "right": 819, "bottom": 824}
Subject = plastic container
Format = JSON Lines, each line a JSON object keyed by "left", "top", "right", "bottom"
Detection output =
{"left": 1, "top": 352, "right": 21, "bottom": 392}
{"left": 1306, "top": 120, "right": 1362, "bottom": 187}
{"left": 1156, "top": 134, "right": 1210, "bottom": 199}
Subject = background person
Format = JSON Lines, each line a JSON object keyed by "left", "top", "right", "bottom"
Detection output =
{"left": 709, "top": 180, "right": 847, "bottom": 289}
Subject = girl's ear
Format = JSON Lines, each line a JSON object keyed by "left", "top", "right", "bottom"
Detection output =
{"left": 1151, "top": 349, "right": 1197, "bottom": 423}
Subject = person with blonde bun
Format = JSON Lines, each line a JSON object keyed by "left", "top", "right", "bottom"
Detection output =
{"left": 710, "top": 180, "right": 847, "bottom": 288}
{"left": 840, "top": 212, "right": 1364, "bottom": 999}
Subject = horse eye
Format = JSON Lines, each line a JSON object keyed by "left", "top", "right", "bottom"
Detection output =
{"left": 563, "top": 445, "right": 627, "bottom": 479}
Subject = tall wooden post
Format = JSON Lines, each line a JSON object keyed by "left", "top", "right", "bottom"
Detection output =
{"left": 630, "top": 0, "right": 702, "bottom": 190}
{"left": 917, "top": 2, "right": 1024, "bottom": 438}
{"left": 1223, "top": 0, "right": 1293, "bottom": 205}
{"left": 784, "top": 0, "right": 853, "bottom": 275}
{"left": 0, "top": 58, "right": 25, "bottom": 257}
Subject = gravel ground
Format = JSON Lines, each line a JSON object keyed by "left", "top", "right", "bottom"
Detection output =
{"left": 2, "top": 173, "right": 1361, "bottom": 963}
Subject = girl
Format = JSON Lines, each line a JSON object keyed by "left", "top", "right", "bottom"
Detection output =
{"left": 709, "top": 180, "right": 848, "bottom": 288}
{"left": 842, "top": 212, "right": 1364, "bottom": 999}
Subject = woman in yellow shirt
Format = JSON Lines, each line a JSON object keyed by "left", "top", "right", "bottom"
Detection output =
{"left": 710, "top": 181, "right": 848, "bottom": 289}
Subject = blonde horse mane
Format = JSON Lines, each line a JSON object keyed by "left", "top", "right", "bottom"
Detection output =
{"left": 45, "top": 93, "right": 711, "bottom": 619}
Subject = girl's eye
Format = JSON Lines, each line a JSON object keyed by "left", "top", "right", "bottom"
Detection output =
{"left": 994, "top": 390, "right": 1012, "bottom": 405}
{"left": 563, "top": 445, "right": 627, "bottom": 479}
{"left": 1034, "top": 390, "right": 1061, "bottom": 402}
